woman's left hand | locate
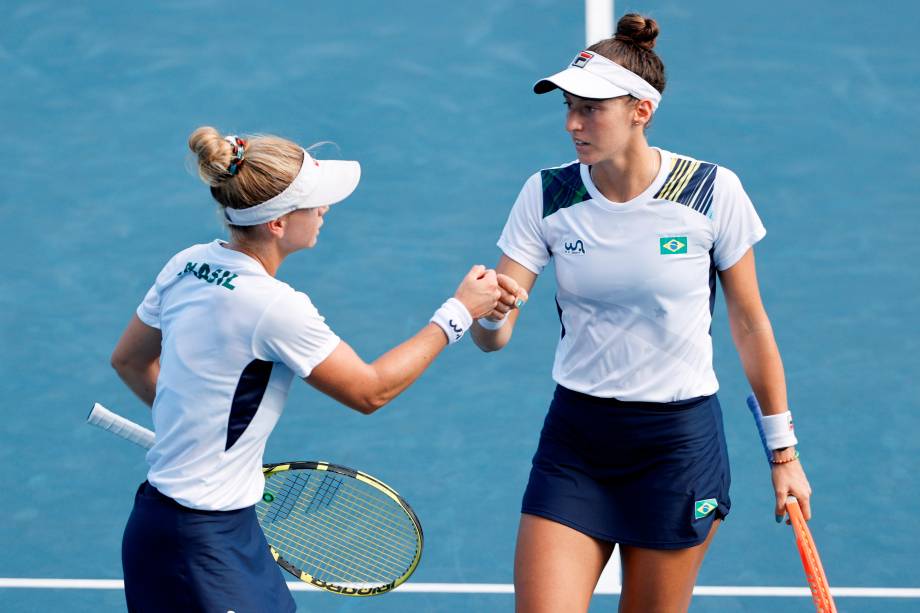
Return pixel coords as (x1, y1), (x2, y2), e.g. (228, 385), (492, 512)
(772, 457), (812, 523)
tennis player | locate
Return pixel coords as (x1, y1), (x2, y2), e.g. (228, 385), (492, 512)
(110, 127), (501, 612)
(471, 14), (813, 613)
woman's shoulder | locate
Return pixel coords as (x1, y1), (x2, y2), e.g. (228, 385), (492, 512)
(653, 149), (749, 207)
(253, 285), (330, 340)
(511, 160), (587, 219)
(658, 148), (742, 181)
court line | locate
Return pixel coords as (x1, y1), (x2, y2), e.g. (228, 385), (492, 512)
(1, 579), (918, 598)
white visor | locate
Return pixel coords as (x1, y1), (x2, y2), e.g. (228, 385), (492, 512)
(224, 149), (361, 226)
(533, 50), (661, 111)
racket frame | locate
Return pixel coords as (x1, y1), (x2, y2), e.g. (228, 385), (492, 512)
(259, 460), (424, 595)
(786, 497), (837, 612)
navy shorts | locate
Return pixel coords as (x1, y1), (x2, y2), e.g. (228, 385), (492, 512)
(522, 386), (731, 550)
(122, 481), (296, 613)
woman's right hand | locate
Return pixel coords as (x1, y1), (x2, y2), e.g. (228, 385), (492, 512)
(481, 273), (528, 321)
(454, 265), (501, 319)
(772, 454), (813, 522)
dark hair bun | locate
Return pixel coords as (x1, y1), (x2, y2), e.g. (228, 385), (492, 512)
(614, 13), (659, 51)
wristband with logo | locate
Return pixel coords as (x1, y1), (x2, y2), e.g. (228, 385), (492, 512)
(761, 410), (798, 450)
(430, 298), (473, 344)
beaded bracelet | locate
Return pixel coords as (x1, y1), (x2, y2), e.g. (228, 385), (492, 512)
(770, 450), (800, 465)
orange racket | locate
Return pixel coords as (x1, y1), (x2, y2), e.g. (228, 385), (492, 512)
(748, 394), (837, 612)
(786, 497), (837, 612)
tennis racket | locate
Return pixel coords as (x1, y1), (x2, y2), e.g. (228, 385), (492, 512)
(87, 402), (423, 596)
(747, 394), (837, 612)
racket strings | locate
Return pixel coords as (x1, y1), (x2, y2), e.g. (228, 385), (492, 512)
(257, 470), (419, 586)
(266, 494), (413, 582)
(267, 479), (417, 578)
(264, 472), (418, 554)
(261, 472), (312, 523)
(262, 473), (417, 558)
(264, 472), (414, 535)
(265, 484), (416, 584)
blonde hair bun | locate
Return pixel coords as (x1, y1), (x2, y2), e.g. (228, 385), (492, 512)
(188, 126), (235, 187)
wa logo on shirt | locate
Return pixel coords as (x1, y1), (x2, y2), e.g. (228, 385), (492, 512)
(659, 236), (688, 254)
(563, 239), (586, 255)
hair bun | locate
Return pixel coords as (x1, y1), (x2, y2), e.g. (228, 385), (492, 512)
(188, 126), (234, 187)
(614, 13), (659, 51)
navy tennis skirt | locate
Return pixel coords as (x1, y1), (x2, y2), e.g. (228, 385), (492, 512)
(122, 481), (296, 613)
(522, 386), (731, 550)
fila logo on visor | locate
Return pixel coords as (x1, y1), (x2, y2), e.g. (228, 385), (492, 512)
(572, 51), (594, 68)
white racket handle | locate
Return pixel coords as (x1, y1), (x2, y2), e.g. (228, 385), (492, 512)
(87, 403), (155, 450)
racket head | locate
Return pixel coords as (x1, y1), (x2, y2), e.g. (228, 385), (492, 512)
(786, 498), (837, 612)
(257, 461), (423, 596)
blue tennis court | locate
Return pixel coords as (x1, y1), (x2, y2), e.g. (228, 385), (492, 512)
(1, 1), (918, 611)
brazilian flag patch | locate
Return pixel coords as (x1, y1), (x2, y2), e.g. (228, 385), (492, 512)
(660, 237), (688, 254)
(694, 498), (718, 519)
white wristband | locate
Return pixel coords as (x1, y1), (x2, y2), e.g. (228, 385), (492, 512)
(761, 410), (798, 450)
(430, 297), (473, 344)
(476, 316), (507, 330)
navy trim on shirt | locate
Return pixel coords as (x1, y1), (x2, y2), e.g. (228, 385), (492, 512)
(225, 359), (274, 451)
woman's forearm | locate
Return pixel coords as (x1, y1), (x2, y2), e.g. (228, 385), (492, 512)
(729, 314), (788, 416)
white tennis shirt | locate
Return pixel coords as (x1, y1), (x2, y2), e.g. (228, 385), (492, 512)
(136, 240), (340, 510)
(498, 149), (765, 402)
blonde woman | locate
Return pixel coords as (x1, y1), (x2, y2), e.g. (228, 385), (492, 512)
(111, 127), (500, 612)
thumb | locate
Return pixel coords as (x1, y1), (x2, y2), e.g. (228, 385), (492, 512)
(468, 264), (487, 279)
(516, 288), (530, 307)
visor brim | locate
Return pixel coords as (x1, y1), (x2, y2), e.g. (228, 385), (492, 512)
(303, 160), (361, 208)
(533, 67), (631, 100)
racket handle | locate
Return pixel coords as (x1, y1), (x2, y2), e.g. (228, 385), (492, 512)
(87, 402), (155, 450)
(746, 393), (773, 465)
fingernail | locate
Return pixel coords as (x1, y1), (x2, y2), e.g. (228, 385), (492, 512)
(775, 514), (783, 523)
(515, 299), (525, 307)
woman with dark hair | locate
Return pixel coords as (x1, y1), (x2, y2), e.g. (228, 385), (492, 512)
(472, 14), (812, 612)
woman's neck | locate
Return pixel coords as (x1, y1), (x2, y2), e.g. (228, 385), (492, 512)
(224, 239), (282, 277)
(589, 143), (660, 203)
